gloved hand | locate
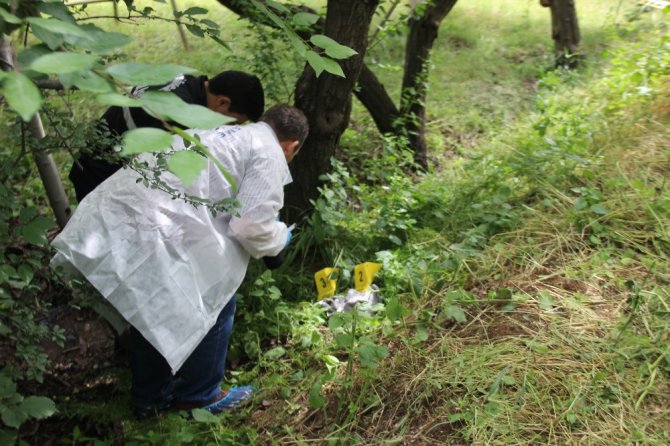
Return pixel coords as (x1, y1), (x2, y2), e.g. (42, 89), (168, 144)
(263, 222), (293, 270)
(285, 225), (293, 248)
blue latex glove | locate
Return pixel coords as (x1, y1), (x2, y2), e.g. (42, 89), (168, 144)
(285, 224), (294, 248)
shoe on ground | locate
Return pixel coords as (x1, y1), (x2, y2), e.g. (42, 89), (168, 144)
(173, 385), (257, 415)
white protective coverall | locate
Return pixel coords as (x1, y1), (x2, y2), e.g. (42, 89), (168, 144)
(52, 122), (291, 372)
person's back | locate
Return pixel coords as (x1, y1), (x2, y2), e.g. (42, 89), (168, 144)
(54, 119), (292, 370)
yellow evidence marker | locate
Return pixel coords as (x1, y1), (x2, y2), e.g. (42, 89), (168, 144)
(314, 267), (338, 300)
(354, 262), (382, 292)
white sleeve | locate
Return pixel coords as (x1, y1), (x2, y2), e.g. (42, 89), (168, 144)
(228, 153), (289, 258)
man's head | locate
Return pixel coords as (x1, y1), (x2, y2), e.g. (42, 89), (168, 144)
(260, 105), (309, 163)
(204, 71), (265, 124)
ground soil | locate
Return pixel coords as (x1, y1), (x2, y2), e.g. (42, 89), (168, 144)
(13, 305), (126, 445)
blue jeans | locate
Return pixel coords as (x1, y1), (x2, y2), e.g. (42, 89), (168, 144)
(130, 296), (236, 410)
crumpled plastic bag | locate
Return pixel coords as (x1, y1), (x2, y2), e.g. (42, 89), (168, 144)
(316, 285), (380, 317)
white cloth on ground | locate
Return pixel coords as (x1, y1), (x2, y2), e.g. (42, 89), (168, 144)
(52, 122), (291, 372)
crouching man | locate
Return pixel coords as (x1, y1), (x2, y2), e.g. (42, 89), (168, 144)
(52, 105), (309, 418)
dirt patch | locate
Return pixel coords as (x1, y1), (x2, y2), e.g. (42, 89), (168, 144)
(12, 306), (126, 445)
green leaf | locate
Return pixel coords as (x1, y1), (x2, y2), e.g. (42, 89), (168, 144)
(183, 7), (208, 15)
(310, 34), (357, 59)
(357, 340), (388, 368)
(573, 197), (588, 211)
(385, 296), (409, 322)
(334, 333), (354, 349)
(322, 355), (340, 366)
(0, 429), (17, 446)
(21, 396), (56, 419)
(37, 2), (77, 24)
(263, 346), (287, 359)
(59, 70), (113, 93)
(29, 52), (98, 74)
(27, 17), (92, 40)
(1, 407), (27, 429)
(186, 24), (205, 38)
(167, 150), (207, 186)
(525, 341), (549, 354)
(292, 12), (319, 28)
(286, 32), (308, 57)
(320, 56), (345, 77)
(66, 25), (132, 54)
(0, 375), (17, 397)
(191, 408), (220, 423)
(308, 380), (326, 409)
(95, 93), (141, 107)
(105, 63), (196, 87)
(17, 216), (54, 246)
(17, 264), (34, 284)
(305, 50), (325, 77)
(445, 304), (467, 323)
(209, 35), (232, 51)
(1, 72), (41, 122)
(140, 91), (234, 129)
(121, 128), (173, 155)
(0, 8), (22, 24)
(16, 45), (53, 70)
(388, 234), (402, 245)
(590, 203), (609, 215)
(0, 265), (18, 283)
(201, 19), (220, 29)
(537, 291), (555, 311)
(266, 0), (290, 14)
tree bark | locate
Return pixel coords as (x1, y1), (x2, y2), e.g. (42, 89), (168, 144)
(285, 0), (379, 221)
(401, 0), (458, 168)
(1, 35), (71, 229)
(541, 0), (581, 68)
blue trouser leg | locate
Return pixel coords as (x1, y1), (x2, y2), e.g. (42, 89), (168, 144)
(172, 296), (236, 404)
(130, 296), (237, 409)
(129, 328), (173, 410)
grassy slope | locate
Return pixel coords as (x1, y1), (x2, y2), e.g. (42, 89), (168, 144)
(48, 1), (668, 444)
(244, 3), (670, 445)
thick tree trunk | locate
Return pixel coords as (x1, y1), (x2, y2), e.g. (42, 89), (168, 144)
(1, 35), (71, 229)
(541, 0), (581, 68)
(401, 0), (458, 168)
(217, 0), (399, 138)
(285, 0), (379, 221)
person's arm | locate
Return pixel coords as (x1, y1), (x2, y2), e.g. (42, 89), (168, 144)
(228, 154), (289, 259)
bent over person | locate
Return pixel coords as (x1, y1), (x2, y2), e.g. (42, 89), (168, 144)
(52, 105), (309, 418)
(69, 70), (265, 201)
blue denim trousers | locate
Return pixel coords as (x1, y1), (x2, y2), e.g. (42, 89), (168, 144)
(130, 296), (237, 410)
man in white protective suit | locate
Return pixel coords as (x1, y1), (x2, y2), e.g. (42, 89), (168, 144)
(51, 104), (309, 418)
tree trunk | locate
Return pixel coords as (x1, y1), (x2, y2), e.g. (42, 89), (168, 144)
(1, 35), (71, 229)
(217, 0), (400, 138)
(356, 64), (400, 135)
(401, 0), (458, 168)
(28, 114), (73, 228)
(285, 0), (379, 221)
(541, 0), (581, 68)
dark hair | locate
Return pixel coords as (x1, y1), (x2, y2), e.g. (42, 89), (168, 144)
(207, 71), (265, 122)
(260, 105), (309, 148)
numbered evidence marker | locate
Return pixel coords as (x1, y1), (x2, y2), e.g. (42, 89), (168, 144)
(314, 267), (338, 300)
(354, 262), (382, 292)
